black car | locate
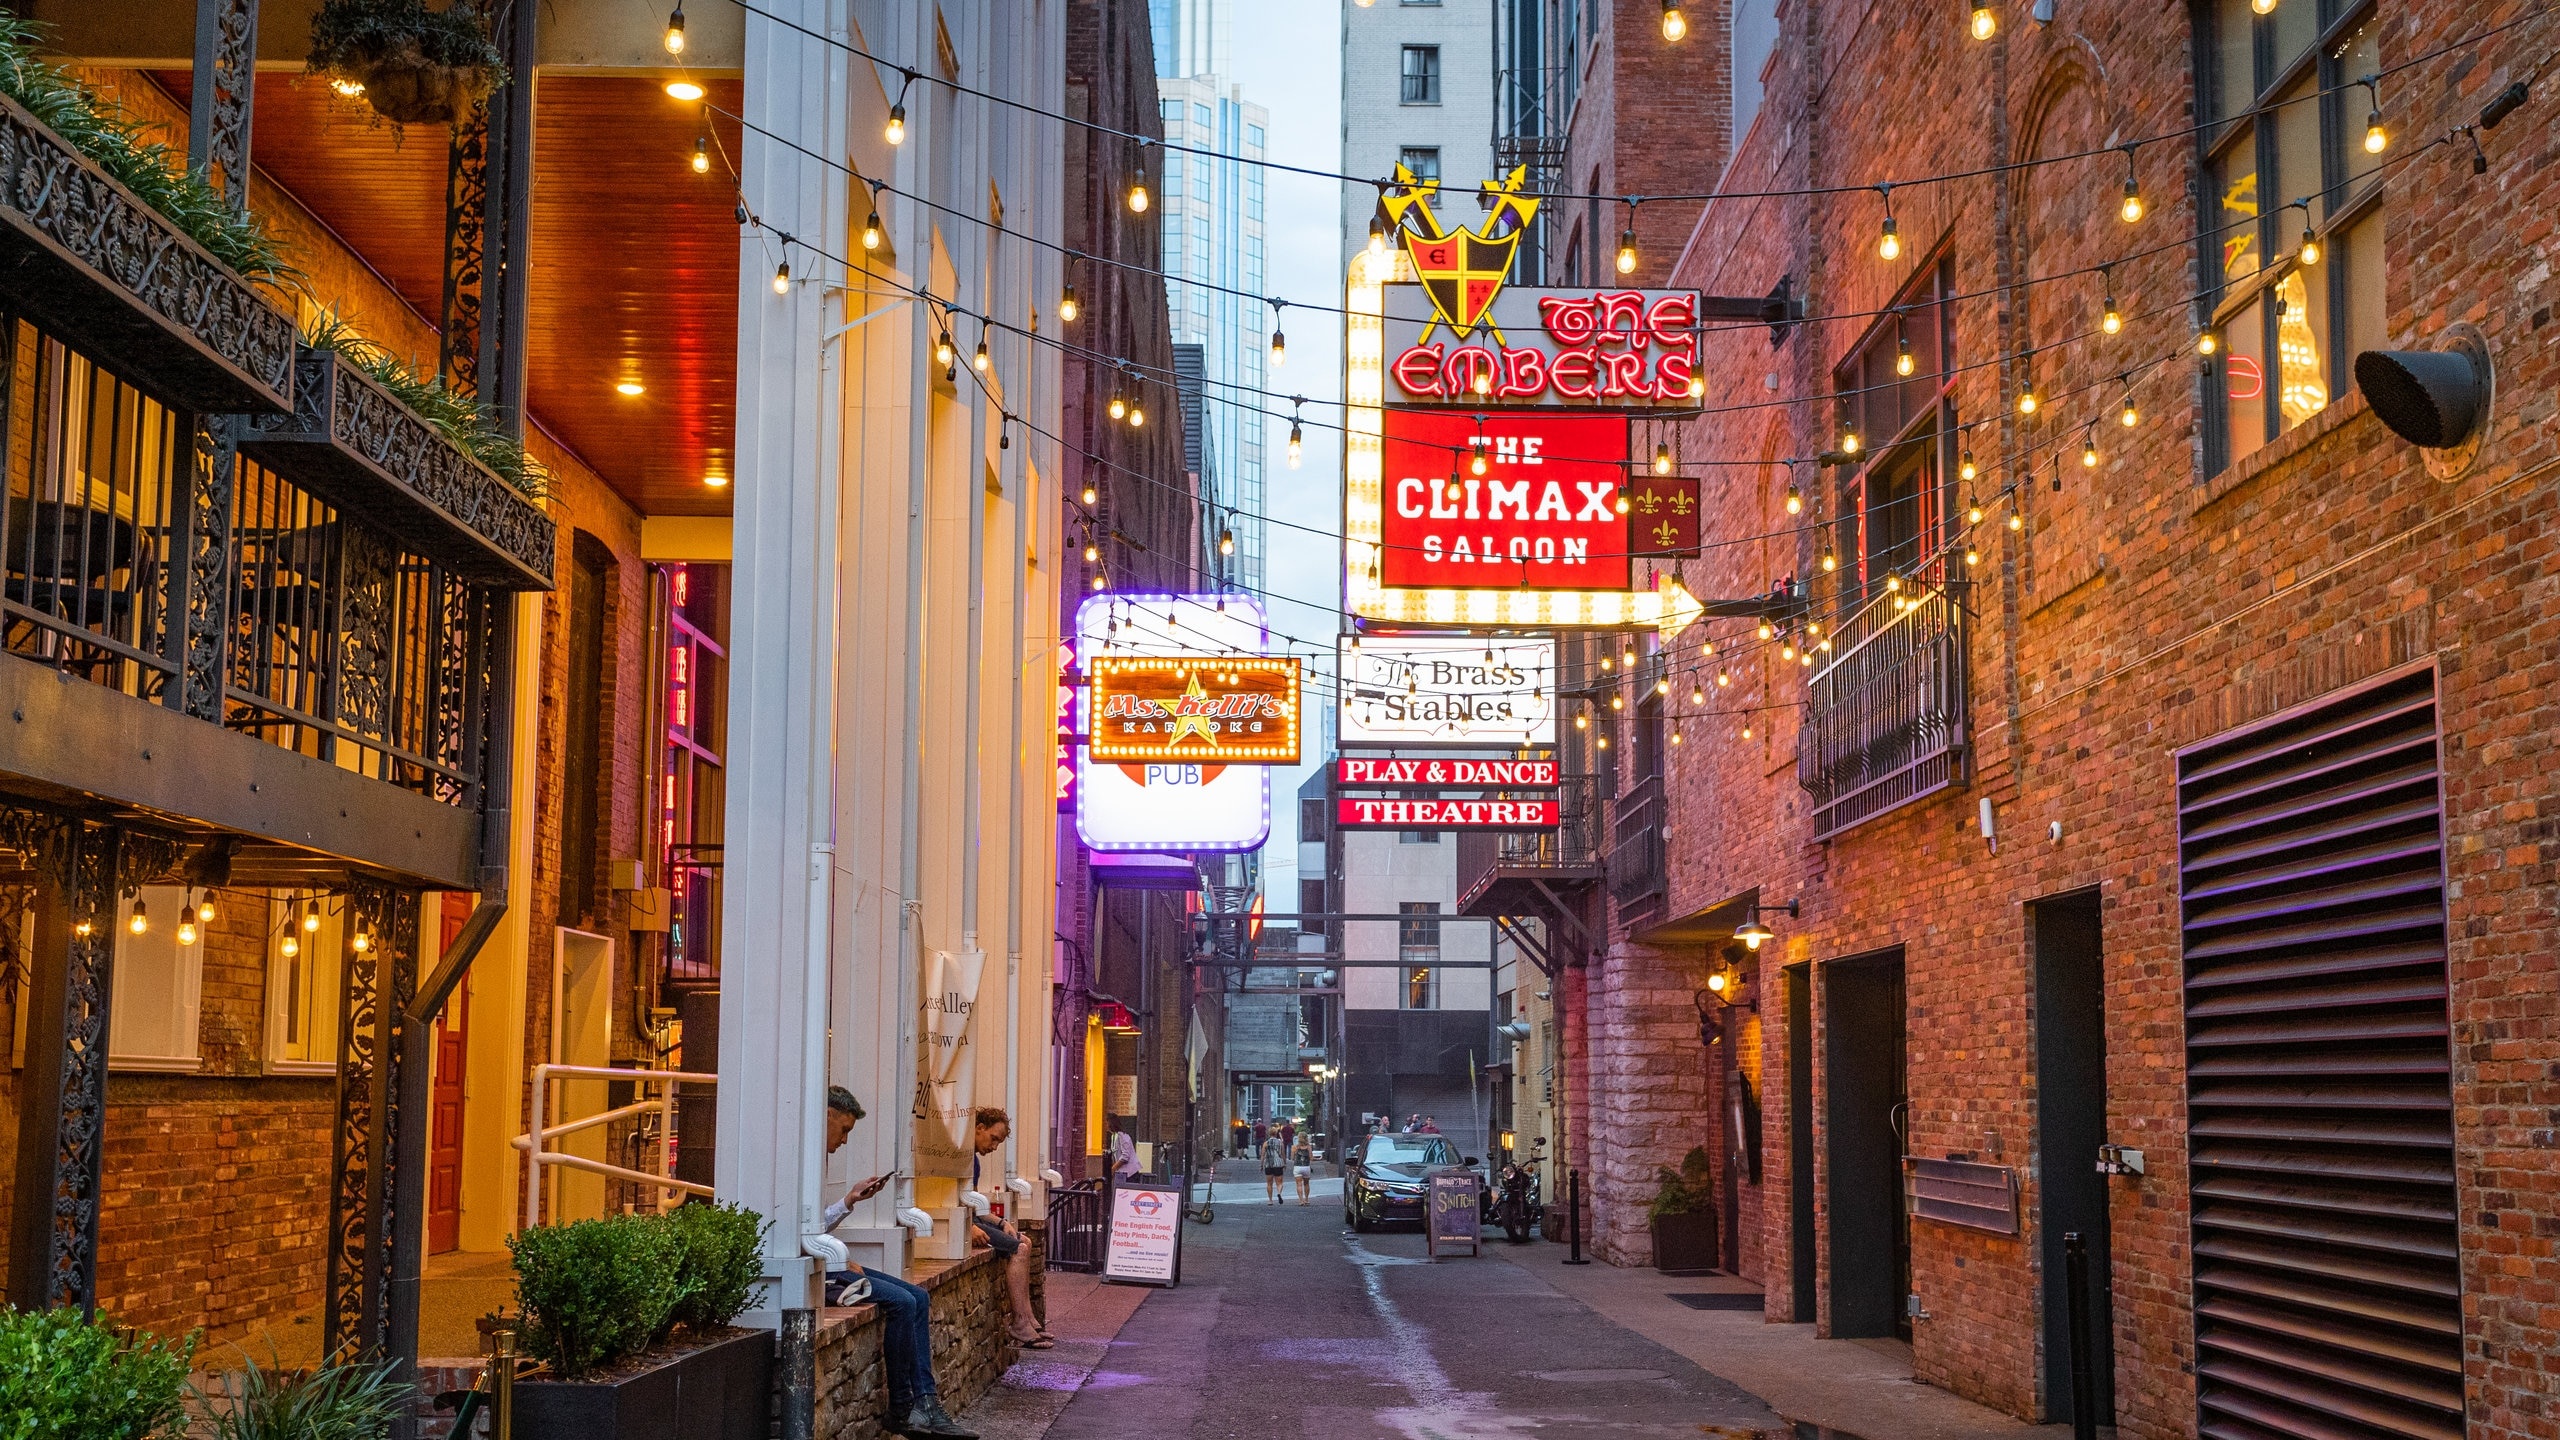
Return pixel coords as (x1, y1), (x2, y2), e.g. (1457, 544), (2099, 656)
(1344, 1133), (1482, 1231)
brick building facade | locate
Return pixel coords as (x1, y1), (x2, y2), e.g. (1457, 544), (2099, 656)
(1550, 1), (2560, 1437)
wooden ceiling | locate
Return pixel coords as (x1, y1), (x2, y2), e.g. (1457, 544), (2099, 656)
(179, 72), (743, 518)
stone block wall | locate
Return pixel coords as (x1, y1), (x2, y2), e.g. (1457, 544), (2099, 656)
(803, 1249), (1022, 1440)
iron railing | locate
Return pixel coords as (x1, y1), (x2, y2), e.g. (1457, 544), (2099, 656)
(1797, 579), (1969, 839)
(1498, 773), (1602, 868)
(1608, 773), (1665, 905)
(1045, 1179), (1110, 1272)
(662, 842), (723, 985)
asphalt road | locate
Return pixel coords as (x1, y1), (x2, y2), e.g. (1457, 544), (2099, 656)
(1033, 1169), (1792, 1440)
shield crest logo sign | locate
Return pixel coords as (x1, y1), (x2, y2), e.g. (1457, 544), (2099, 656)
(1383, 165), (1540, 344)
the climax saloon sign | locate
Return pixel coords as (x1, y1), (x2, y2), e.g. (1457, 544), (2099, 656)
(1087, 656), (1301, 765)
(1382, 285), (1700, 408)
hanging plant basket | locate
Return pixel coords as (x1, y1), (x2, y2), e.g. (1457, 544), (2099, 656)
(309, 0), (507, 128)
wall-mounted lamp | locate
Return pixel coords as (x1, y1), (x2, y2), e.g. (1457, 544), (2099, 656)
(1733, 897), (1800, 951)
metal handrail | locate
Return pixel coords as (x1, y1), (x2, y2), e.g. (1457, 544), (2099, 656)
(517, 1064), (717, 1228)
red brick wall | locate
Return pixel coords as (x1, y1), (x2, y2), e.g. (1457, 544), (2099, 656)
(1561, 1), (2560, 1434)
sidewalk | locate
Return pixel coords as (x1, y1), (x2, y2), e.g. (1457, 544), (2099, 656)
(1493, 1243), (2102, 1440)
(964, 1268), (1152, 1440)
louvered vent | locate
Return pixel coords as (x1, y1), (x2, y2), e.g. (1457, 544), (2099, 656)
(2176, 668), (2463, 1440)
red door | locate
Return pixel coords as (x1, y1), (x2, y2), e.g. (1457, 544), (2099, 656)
(427, 894), (472, 1253)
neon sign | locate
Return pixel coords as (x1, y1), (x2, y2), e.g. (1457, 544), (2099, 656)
(1336, 797), (1559, 830)
(1384, 287), (1700, 408)
(1087, 656), (1302, 764)
(1380, 409), (1631, 590)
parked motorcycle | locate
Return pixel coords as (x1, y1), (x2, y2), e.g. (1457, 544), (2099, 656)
(1493, 1159), (1543, 1244)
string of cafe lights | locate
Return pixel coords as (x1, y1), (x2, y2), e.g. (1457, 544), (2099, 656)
(697, 0), (2546, 217)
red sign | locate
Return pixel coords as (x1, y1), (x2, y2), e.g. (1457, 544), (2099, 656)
(1624, 472), (1701, 557)
(1383, 285), (1700, 409)
(1338, 757), (1559, 789)
(1337, 797), (1560, 830)
(1381, 409), (1631, 591)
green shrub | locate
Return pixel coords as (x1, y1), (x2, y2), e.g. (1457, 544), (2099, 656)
(509, 1212), (683, 1379)
(0, 15), (293, 283)
(192, 1352), (411, 1440)
(301, 310), (552, 500)
(1648, 1144), (1715, 1221)
(0, 1307), (192, 1440)
(662, 1202), (768, 1337)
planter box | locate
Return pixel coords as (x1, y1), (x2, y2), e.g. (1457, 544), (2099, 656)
(0, 94), (294, 415)
(240, 346), (556, 589)
(514, 1328), (774, 1440)
(1651, 1209), (1719, 1276)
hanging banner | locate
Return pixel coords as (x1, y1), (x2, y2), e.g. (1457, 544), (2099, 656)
(1087, 656), (1302, 764)
(1337, 634), (1557, 747)
(1624, 472), (1702, 557)
(1337, 797), (1560, 830)
(915, 947), (987, 1168)
(1338, 757), (1559, 789)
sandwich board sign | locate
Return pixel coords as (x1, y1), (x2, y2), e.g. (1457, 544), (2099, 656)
(1103, 1180), (1184, 1286)
(1425, 1167), (1481, 1259)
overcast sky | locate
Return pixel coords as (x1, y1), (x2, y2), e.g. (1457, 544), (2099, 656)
(1228, 5), (1344, 901)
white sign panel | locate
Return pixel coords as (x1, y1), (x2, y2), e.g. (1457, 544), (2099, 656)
(1103, 1183), (1183, 1286)
(1073, 594), (1272, 853)
(1337, 635), (1558, 747)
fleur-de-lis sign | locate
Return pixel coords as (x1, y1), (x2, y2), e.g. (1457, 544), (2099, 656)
(1669, 490), (1695, 516)
(1653, 520), (1679, 548)
(1632, 487), (1662, 515)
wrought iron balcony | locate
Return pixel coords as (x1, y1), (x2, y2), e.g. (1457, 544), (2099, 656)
(1608, 773), (1665, 907)
(1798, 578), (1970, 840)
(1457, 773), (1604, 915)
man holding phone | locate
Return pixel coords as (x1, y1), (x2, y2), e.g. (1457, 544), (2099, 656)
(823, 1087), (975, 1439)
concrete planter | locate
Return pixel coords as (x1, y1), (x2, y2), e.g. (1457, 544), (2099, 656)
(1650, 1209), (1720, 1276)
(513, 1328), (775, 1440)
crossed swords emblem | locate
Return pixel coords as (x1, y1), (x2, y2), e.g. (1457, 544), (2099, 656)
(1381, 164), (1541, 346)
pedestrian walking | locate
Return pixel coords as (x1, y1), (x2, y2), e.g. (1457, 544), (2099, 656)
(1259, 1129), (1288, 1204)
(1292, 1134), (1314, 1204)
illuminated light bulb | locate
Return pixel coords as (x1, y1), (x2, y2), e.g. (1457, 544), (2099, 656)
(177, 917), (198, 946)
(886, 104), (907, 145)
(664, 79), (706, 102)
(1652, 443), (1672, 476)
(2252, 0), (2275, 12)
(1575, 711), (1589, 730)
(1877, 216), (1901, 262)
(1083, 541), (1099, 563)
(935, 332), (955, 367)
(1126, 175), (1150, 213)
(1960, 451), (1978, 482)
(1058, 284), (1079, 321)
(1600, 655), (1615, 671)
(1801, 650), (1815, 667)
(1967, 497), (1985, 525)
(2298, 225), (2321, 266)
(1686, 374), (1706, 399)
(1670, 729), (1683, 746)
(1596, 734), (1609, 750)
(1219, 529), (1235, 557)
(1840, 424), (1861, 455)
(1623, 644), (1637, 665)
(1108, 391), (1127, 420)
(280, 933), (298, 958)
(1616, 227), (1640, 275)
(1092, 574), (1106, 590)
(616, 379), (645, 396)
(1820, 547), (1837, 572)
(973, 336), (991, 372)
(329, 77), (367, 98)
(1966, 545), (1981, 567)
(1472, 371), (1493, 397)
(2009, 510), (2024, 532)
(1781, 641), (1795, 660)
(1885, 572), (1901, 593)
(665, 6), (686, 53)
(304, 901), (322, 933)
(1691, 682), (1706, 704)
(2364, 106), (2388, 154)
(1270, 328), (1287, 366)
(2121, 395), (2140, 427)
(2102, 295), (2122, 334)
(198, 896), (216, 923)
(1896, 337), (1916, 376)
(1661, 2), (1689, 42)
(1128, 404), (1144, 427)
(772, 261), (790, 295)
(1473, 440), (1491, 476)
(2120, 180), (2144, 224)
(1081, 484), (1097, 505)
(129, 900), (148, 936)
(2196, 327), (2220, 356)
(1614, 492), (1630, 515)
(1716, 670), (1731, 687)
(1741, 724), (1753, 740)
(1785, 484), (1803, 516)
(1758, 619), (1774, 639)
(1368, 214), (1388, 257)
(704, 472), (729, 488)
(691, 137), (710, 174)
(862, 211), (883, 250)
(1970, 3), (1996, 39)
(2083, 434), (2100, 467)
(2017, 385), (2039, 415)
(1446, 479), (1464, 502)
(1656, 677), (1671, 696)
(1287, 422), (1303, 468)
(352, 931), (371, 954)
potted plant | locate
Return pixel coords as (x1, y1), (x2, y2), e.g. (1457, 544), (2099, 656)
(511, 1204), (775, 1440)
(0, 1307), (192, 1439)
(307, 0), (508, 128)
(1649, 1145), (1720, 1275)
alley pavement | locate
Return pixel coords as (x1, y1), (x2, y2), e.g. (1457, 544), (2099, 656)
(972, 1160), (2093, 1440)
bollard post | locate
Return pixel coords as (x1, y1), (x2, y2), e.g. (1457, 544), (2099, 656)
(487, 1321), (515, 1440)
(2064, 1231), (2096, 1440)
(779, 1307), (818, 1440)
(1563, 1168), (1590, 1265)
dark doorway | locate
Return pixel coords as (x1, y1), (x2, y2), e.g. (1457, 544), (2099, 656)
(2032, 890), (2114, 1424)
(560, 536), (612, 927)
(1824, 949), (1907, 1339)
(1785, 963), (1814, 1322)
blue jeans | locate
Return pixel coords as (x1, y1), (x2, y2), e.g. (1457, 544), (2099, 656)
(829, 1267), (936, 1411)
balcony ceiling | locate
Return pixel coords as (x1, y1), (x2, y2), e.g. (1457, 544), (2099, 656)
(155, 71), (743, 519)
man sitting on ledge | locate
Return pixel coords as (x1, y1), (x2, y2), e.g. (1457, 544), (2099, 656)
(823, 1086), (978, 1440)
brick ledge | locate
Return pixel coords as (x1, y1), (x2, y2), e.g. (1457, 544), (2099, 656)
(2192, 388), (2374, 518)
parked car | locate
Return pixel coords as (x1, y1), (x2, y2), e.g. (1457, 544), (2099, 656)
(1343, 1133), (1482, 1232)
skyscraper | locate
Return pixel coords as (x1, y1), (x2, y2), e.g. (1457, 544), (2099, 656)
(1150, 0), (1271, 592)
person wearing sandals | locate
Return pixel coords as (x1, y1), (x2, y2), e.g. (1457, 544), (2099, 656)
(971, 1108), (1053, 1351)
(1259, 1130), (1288, 1203)
(1291, 1134), (1314, 1204)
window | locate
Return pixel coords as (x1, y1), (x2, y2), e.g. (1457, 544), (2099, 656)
(1194, 103), (1213, 130)
(1160, 98), (1181, 122)
(1245, 169), (1264, 221)
(108, 885), (201, 1071)
(1834, 257), (1956, 611)
(2199, 0), (2386, 474)
(1162, 151), (1184, 200)
(1399, 146), (1442, 182)
(1299, 879), (1326, 937)
(264, 889), (347, 1071)
(1399, 902), (1440, 1009)
(1400, 45), (1441, 104)
(654, 564), (727, 984)
(1299, 795), (1327, 837)
(1398, 829), (1440, 844)
(1246, 124), (1266, 151)
(1162, 215), (1184, 273)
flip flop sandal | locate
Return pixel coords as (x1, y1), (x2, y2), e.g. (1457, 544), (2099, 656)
(1013, 1334), (1057, 1349)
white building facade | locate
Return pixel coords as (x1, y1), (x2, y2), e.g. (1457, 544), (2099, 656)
(1340, 0), (1495, 275)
